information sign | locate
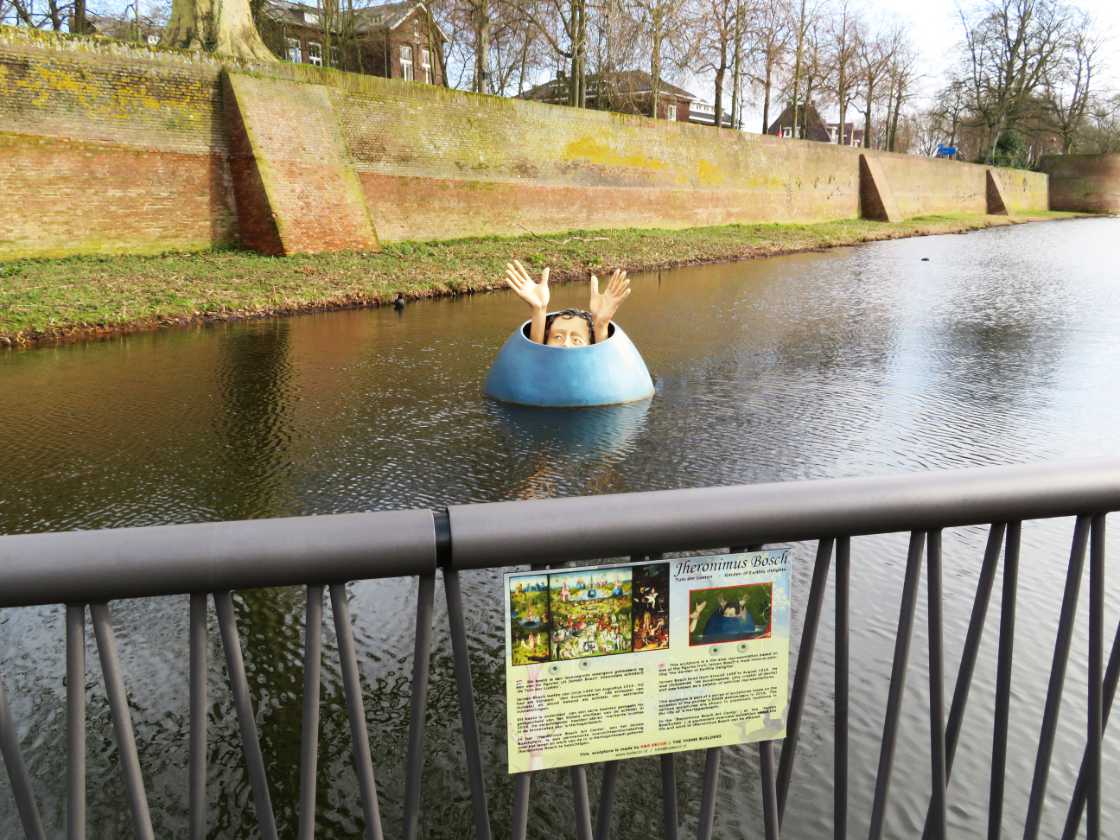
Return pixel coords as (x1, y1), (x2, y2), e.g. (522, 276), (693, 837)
(504, 549), (792, 773)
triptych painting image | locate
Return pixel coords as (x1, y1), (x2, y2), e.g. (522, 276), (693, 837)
(509, 563), (672, 665)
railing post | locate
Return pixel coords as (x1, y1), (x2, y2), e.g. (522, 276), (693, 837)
(1022, 516), (1089, 840)
(90, 603), (154, 840)
(777, 537), (834, 825)
(189, 594), (208, 840)
(66, 604), (86, 840)
(989, 521), (1021, 840)
(926, 530), (946, 840)
(443, 568), (492, 840)
(403, 573), (436, 840)
(835, 536), (850, 840)
(868, 531), (925, 840)
(0, 673), (46, 840)
(298, 585), (323, 840)
(213, 591), (278, 840)
(1086, 514), (1105, 840)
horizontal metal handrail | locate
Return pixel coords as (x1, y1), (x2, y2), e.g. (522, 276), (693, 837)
(1, 460), (1118, 606)
(448, 458), (1120, 569)
(0, 510), (437, 608)
(0, 458), (1116, 840)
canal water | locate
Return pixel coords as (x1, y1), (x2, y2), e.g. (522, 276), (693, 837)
(2, 218), (1119, 838)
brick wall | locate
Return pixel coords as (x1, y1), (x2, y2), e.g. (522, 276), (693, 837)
(875, 153), (1048, 217)
(0, 27), (236, 259)
(0, 28), (1053, 261)
(1039, 154), (1120, 213)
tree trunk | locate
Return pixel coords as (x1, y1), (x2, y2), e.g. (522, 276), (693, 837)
(713, 48), (726, 128)
(730, 0), (742, 128)
(888, 77), (902, 151)
(72, 0), (88, 34)
(165, 0), (277, 61)
(862, 78), (873, 148)
(650, 22), (662, 118)
(790, 0), (806, 139)
(761, 61), (772, 134)
(473, 0), (490, 93)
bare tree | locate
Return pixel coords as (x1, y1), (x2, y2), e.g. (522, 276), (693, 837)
(4, 0), (68, 30)
(748, 0), (789, 133)
(786, 0), (809, 137)
(792, 10), (827, 125)
(625, 0), (692, 118)
(1045, 11), (1098, 153)
(1081, 92), (1120, 153)
(855, 27), (890, 148)
(959, 0), (1071, 162)
(516, 0), (591, 105)
(882, 33), (917, 151)
(695, 0), (741, 126)
(930, 77), (969, 149)
(824, 0), (858, 143)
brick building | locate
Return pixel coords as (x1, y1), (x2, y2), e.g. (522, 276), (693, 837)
(519, 71), (695, 122)
(258, 0), (447, 85)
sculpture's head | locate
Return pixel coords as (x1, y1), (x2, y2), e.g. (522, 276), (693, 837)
(544, 308), (595, 347)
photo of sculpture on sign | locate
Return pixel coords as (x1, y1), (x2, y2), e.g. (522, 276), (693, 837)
(504, 549), (792, 773)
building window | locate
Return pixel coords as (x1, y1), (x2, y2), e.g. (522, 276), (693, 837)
(330, 46), (340, 68)
(400, 44), (414, 80)
(781, 126), (791, 138)
(308, 41), (323, 66)
(286, 37), (302, 63)
(422, 47), (432, 83)
(304, 11), (319, 24)
(666, 101), (676, 121)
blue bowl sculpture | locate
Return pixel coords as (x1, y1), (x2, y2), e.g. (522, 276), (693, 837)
(485, 320), (655, 408)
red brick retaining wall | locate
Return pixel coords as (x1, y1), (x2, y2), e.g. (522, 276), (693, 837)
(0, 27), (1056, 261)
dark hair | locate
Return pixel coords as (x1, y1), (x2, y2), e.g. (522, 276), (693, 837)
(544, 309), (596, 344)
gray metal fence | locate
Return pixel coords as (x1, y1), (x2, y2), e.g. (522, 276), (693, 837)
(0, 459), (1117, 839)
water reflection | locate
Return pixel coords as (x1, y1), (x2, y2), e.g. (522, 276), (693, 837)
(212, 322), (296, 519)
(490, 401), (650, 499)
(1, 218), (1119, 838)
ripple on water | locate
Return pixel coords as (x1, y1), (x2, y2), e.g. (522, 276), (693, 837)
(2, 219), (1120, 838)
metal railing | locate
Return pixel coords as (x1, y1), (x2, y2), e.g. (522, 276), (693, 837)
(0, 459), (1116, 839)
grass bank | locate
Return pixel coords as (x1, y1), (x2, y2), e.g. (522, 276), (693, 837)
(0, 212), (1081, 347)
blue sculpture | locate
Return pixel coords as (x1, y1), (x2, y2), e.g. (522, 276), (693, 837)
(485, 320), (655, 407)
(700, 611), (764, 642)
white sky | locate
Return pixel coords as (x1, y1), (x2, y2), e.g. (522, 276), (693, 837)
(725, 0), (1120, 131)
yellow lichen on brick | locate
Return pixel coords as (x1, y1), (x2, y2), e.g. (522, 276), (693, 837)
(563, 135), (668, 173)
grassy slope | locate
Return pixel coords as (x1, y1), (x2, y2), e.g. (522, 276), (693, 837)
(0, 212), (1079, 347)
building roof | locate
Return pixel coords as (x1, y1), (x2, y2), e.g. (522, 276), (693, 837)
(767, 102), (831, 142)
(520, 70), (696, 104)
(262, 0), (446, 40)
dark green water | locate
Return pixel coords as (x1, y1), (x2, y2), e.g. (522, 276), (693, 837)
(1, 218), (1118, 838)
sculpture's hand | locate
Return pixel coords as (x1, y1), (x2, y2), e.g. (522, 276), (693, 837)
(505, 260), (550, 311)
(505, 260), (550, 343)
(589, 269), (630, 342)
